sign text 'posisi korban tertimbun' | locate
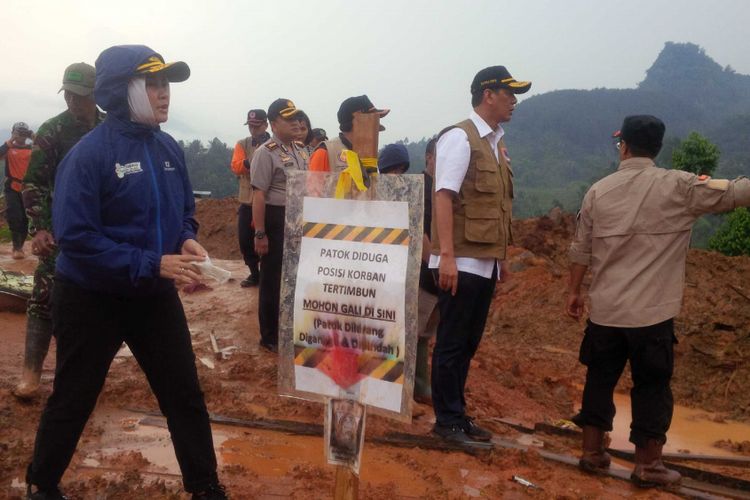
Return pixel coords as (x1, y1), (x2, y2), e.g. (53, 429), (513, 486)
(294, 197), (407, 412)
(278, 171), (423, 420)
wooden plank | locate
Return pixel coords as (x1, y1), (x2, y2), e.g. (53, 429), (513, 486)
(334, 466), (358, 500)
(612, 448), (750, 467)
(497, 418), (750, 468)
(607, 448), (750, 492)
(375, 432), (494, 454)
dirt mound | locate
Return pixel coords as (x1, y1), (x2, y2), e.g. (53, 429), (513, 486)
(194, 197), (241, 260)
(502, 212), (750, 421)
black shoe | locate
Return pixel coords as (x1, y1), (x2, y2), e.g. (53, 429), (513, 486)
(462, 416), (492, 442)
(240, 274), (259, 287)
(27, 485), (68, 500)
(192, 483), (228, 499)
(432, 423), (481, 445)
(259, 341), (278, 354)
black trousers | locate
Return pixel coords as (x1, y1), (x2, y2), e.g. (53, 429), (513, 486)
(237, 203), (259, 275)
(258, 205), (285, 347)
(572, 319), (677, 448)
(5, 188), (28, 250)
(431, 269), (496, 426)
(27, 279), (218, 493)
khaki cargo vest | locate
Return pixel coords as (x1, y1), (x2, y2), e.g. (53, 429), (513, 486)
(237, 137), (258, 205)
(324, 137), (348, 173)
(431, 119), (513, 260)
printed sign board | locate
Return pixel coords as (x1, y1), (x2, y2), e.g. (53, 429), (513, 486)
(279, 171), (423, 421)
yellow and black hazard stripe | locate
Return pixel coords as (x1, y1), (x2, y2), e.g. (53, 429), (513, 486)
(302, 222), (409, 246)
(294, 345), (404, 383)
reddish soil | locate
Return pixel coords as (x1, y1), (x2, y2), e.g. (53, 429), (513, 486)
(1, 199), (749, 499)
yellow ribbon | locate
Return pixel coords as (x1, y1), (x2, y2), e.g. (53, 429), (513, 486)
(335, 150), (369, 199)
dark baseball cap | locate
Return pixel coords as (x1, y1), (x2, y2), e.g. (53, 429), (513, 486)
(244, 109), (267, 126)
(59, 62), (96, 96)
(135, 54), (190, 83)
(617, 115), (665, 154)
(378, 144), (410, 173)
(312, 128), (328, 141)
(267, 98), (300, 121)
(337, 95), (389, 132)
(471, 66), (531, 95)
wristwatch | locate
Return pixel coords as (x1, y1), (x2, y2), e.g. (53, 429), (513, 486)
(255, 230), (266, 239)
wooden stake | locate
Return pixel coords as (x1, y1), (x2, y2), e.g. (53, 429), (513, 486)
(350, 112), (381, 159)
(334, 466), (359, 500)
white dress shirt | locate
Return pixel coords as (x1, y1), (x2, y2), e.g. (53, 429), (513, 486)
(429, 111), (504, 279)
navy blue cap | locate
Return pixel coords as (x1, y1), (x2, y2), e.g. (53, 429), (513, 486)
(378, 144), (410, 173)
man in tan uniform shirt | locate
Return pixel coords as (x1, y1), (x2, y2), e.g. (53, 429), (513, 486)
(251, 99), (309, 352)
(567, 115), (750, 488)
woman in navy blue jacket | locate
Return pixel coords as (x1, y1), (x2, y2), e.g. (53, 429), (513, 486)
(26, 45), (227, 500)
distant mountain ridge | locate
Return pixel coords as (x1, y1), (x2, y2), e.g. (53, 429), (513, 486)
(507, 42), (750, 216)
(3, 42), (747, 227)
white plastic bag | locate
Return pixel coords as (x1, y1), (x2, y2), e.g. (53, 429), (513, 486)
(194, 256), (231, 284)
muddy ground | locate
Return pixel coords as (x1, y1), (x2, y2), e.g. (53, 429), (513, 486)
(1, 199), (749, 499)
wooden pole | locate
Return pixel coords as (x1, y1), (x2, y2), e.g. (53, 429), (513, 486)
(350, 112), (381, 159)
(330, 112), (380, 499)
(334, 466), (359, 500)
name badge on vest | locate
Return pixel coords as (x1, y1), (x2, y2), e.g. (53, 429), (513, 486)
(280, 153), (294, 168)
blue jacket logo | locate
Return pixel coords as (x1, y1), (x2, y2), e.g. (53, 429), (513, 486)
(115, 162), (143, 179)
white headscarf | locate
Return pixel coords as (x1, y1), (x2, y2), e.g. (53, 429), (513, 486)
(128, 76), (157, 126)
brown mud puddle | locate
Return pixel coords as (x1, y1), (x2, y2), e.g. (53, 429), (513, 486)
(609, 392), (750, 457)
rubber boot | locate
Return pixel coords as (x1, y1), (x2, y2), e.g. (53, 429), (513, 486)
(12, 232), (26, 259)
(13, 316), (53, 400)
(413, 337), (432, 405)
(631, 439), (681, 488)
(579, 426), (611, 473)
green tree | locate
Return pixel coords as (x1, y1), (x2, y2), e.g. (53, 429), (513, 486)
(708, 208), (750, 256)
(671, 132), (720, 176)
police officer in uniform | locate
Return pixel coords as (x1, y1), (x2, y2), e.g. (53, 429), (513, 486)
(251, 99), (309, 352)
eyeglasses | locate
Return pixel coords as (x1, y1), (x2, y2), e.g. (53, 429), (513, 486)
(615, 139), (624, 150)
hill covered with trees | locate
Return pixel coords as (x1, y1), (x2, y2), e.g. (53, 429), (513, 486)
(179, 42), (749, 246)
(508, 41), (750, 217)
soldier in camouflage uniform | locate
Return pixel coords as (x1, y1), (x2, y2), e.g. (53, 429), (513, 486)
(13, 62), (105, 400)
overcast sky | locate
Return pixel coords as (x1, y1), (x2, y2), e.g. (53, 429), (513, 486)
(2, 0), (749, 146)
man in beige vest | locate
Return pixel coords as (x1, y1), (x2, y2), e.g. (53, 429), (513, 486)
(430, 66), (531, 444)
(230, 109), (270, 287)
